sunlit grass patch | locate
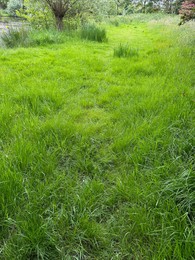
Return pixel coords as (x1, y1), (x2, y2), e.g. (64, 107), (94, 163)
(114, 43), (139, 58)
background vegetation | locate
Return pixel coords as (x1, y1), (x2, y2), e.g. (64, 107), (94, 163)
(1, 0), (194, 21)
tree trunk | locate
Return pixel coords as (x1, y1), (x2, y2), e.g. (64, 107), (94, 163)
(55, 16), (64, 31)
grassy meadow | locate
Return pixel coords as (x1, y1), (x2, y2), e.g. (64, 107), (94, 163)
(0, 14), (195, 259)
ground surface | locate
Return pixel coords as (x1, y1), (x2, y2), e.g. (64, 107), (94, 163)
(0, 15), (194, 259)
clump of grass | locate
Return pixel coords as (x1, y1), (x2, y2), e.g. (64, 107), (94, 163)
(1, 27), (30, 48)
(110, 18), (120, 27)
(114, 43), (139, 58)
(161, 170), (195, 220)
(29, 30), (64, 46)
(0, 28), (65, 48)
(81, 24), (107, 42)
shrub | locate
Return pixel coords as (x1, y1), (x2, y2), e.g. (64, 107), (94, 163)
(1, 27), (30, 48)
(114, 43), (139, 58)
(63, 16), (81, 31)
(81, 24), (107, 42)
(16, 1), (53, 30)
(7, 0), (22, 16)
(179, 0), (195, 25)
(0, 9), (9, 17)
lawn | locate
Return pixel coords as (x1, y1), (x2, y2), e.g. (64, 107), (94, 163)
(0, 14), (194, 259)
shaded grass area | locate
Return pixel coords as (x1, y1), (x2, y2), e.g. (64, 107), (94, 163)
(81, 24), (107, 42)
(0, 28), (70, 48)
(0, 23), (107, 48)
(0, 16), (195, 259)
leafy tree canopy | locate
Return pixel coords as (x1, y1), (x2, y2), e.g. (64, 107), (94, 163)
(179, 0), (195, 24)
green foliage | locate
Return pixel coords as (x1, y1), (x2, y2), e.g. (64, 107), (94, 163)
(29, 30), (64, 46)
(6, 0), (22, 16)
(179, 0), (195, 25)
(107, 16), (132, 26)
(110, 18), (120, 27)
(114, 43), (139, 58)
(81, 24), (107, 42)
(0, 0), (9, 9)
(1, 27), (65, 48)
(16, 0), (53, 29)
(1, 27), (29, 48)
(0, 8), (9, 16)
(63, 16), (82, 31)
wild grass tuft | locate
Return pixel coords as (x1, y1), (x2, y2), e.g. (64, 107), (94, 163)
(114, 43), (139, 58)
(81, 24), (107, 42)
(161, 170), (195, 220)
(109, 18), (120, 27)
(29, 30), (64, 46)
(1, 27), (30, 48)
(0, 28), (66, 48)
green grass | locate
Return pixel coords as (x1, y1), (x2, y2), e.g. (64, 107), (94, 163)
(114, 43), (139, 58)
(1, 27), (29, 48)
(0, 9), (9, 17)
(0, 28), (68, 48)
(0, 15), (195, 259)
(81, 23), (107, 42)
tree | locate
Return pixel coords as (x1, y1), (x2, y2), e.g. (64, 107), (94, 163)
(17, 0), (53, 29)
(18, 0), (115, 30)
(38, 0), (117, 30)
(41, 0), (94, 31)
(172, 0), (184, 14)
(89, 0), (117, 16)
(179, 0), (195, 24)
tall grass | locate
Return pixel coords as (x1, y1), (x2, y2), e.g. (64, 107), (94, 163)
(114, 43), (139, 58)
(1, 27), (29, 48)
(0, 15), (194, 259)
(81, 24), (107, 42)
(1, 28), (66, 48)
(161, 170), (195, 220)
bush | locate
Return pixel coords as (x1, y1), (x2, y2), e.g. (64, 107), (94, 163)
(1, 27), (30, 48)
(63, 16), (81, 31)
(7, 0), (22, 16)
(114, 43), (139, 58)
(16, 1), (54, 30)
(179, 0), (195, 25)
(0, 9), (9, 17)
(81, 24), (107, 42)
